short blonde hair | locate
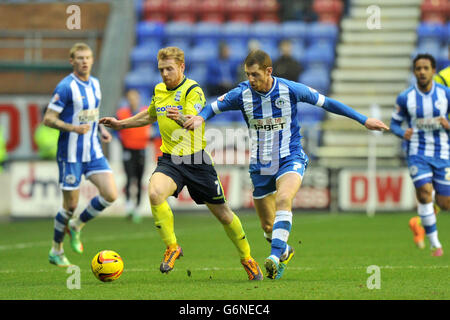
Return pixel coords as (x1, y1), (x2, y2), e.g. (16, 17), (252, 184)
(157, 46), (185, 65)
(69, 43), (93, 59)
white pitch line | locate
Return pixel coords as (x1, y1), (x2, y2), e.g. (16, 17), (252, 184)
(0, 265), (448, 274)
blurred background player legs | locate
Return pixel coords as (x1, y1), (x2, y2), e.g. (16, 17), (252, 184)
(116, 89), (150, 223)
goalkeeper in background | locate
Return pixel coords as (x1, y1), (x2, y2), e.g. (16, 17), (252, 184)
(100, 47), (263, 281)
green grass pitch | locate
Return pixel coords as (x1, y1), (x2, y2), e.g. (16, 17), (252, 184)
(0, 212), (449, 300)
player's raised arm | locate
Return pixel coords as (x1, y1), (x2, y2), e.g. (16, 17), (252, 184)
(99, 109), (155, 130)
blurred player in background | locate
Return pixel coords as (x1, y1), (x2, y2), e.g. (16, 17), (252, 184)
(43, 43), (118, 267)
(168, 49), (389, 279)
(100, 47), (263, 280)
(116, 89), (150, 223)
(391, 54), (450, 256)
(34, 107), (59, 160)
(0, 125), (6, 173)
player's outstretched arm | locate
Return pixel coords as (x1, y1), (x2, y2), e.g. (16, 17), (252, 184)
(99, 110), (154, 130)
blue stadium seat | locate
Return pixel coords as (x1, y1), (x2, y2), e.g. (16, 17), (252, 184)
(124, 68), (160, 93)
(130, 43), (160, 70)
(412, 41), (441, 59)
(164, 39), (191, 53)
(249, 22), (281, 45)
(260, 41), (280, 60)
(437, 45), (450, 70)
(306, 22), (339, 46)
(290, 41), (305, 63)
(299, 68), (330, 95)
(192, 22), (222, 46)
(188, 42), (219, 67)
(135, 21), (164, 46)
(164, 22), (194, 44)
(227, 41), (249, 65)
(297, 102), (325, 124)
(302, 42), (335, 70)
(186, 65), (208, 87)
(280, 21), (307, 44)
(447, 22), (450, 44)
(417, 22), (446, 46)
(221, 22), (250, 47)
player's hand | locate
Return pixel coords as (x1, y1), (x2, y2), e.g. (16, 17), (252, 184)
(439, 117), (450, 130)
(403, 128), (413, 141)
(183, 115), (204, 130)
(166, 107), (180, 120)
(73, 123), (90, 134)
(99, 117), (122, 130)
(364, 118), (389, 131)
(100, 128), (112, 143)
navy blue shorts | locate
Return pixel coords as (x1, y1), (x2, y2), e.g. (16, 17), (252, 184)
(153, 151), (226, 205)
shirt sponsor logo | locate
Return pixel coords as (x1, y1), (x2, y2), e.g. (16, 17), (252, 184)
(415, 117), (442, 131)
(156, 105), (183, 114)
(250, 116), (287, 131)
(78, 108), (99, 123)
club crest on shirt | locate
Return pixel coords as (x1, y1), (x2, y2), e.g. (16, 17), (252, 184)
(275, 97), (287, 109)
(435, 99), (445, 111)
(174, 90), (182, 102)
(218, 94), (226, 102)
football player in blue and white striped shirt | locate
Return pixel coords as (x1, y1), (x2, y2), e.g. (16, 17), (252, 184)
(391, 54), (450, 257)
(168, 50), (388, 279)
(43, 43), (118, 266)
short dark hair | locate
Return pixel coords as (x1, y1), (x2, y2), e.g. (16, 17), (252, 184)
(244, 49), (272, 70)
(413, 53), (436, 69)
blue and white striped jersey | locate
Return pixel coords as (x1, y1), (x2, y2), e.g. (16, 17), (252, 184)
(391, 82), (450, 159)
(205, 77), (325, 171)
(48, 73), (104, 163)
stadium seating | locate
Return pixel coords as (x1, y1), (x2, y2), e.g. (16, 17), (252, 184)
(168, 0), (197, 23)
(255, 0), (280, 22)
(420, 0), (449, 24)
(225, 0), (256, 23)
(417, 22), (447, 46)
(312, 0), (344, 25)
(125, 0), (336, 129)
(142, 0), (169, 23)
(197, 0), (226, 23)
(306, 22), (339, 46)
(135, 21), (164, 46)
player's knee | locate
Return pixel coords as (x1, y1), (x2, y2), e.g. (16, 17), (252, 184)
(148, 187), (165, 206)
(102, 191), (117, 204)
(261, 223), (273, 234)
(436, 197), (450, 211)
(275, 193), (292, 210)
